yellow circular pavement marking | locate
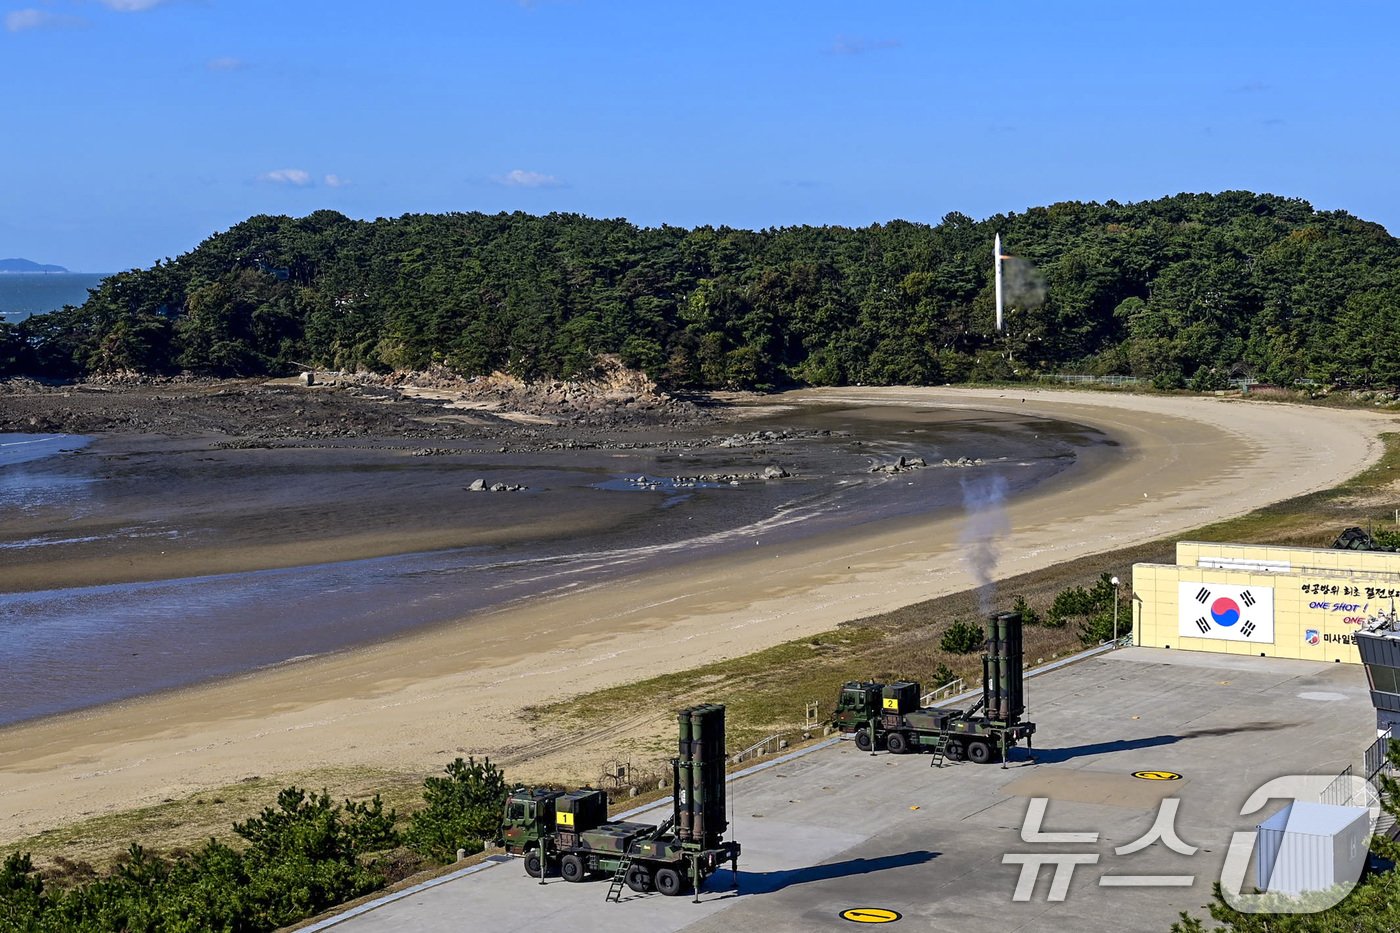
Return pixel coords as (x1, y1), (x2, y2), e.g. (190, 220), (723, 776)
(841, 907), (902, 923)
(1132, 770), (1183, 781)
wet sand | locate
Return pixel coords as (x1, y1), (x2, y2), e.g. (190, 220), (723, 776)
(1, 402), (1088, 724)
(0, 387), (1393, 842)
(1, 407), (1075, 594)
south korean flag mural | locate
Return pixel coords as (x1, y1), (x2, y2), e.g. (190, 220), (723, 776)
(1178, 582), (1275, 643)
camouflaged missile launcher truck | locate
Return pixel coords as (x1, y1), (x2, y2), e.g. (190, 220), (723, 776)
(831, 611), (1036, 765)
(498, 704), (741, 901)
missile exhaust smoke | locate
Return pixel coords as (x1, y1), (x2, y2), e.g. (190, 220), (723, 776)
(959, 472), (1010, 614)
(992, 233), (1047, 332)
(1002, 256), (1047, 311)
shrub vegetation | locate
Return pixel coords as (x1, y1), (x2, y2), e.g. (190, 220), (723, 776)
(405, 758), (510, 865)
(940, 620), (985, 654)
(0, 763), (509, 933)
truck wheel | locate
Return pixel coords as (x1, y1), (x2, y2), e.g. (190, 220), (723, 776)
(944, 741), (965, 761)
(967, 741), (992, 764)
(524, 850), (545, 878)
(654, 866), (687, 897)
(625, 863), (653, 893)
(560, 854), (586, 883)
(854, 730), (873, 752)
(886, 732), (909, 754)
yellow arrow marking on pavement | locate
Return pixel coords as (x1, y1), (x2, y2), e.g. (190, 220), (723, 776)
(1132, 770), (1183, 781)
(841, 907), (902, 923)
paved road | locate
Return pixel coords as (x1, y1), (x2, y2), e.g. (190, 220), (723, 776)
(327, 648), (1374, 932)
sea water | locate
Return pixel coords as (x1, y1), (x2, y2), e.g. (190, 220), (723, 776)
(0, 273), (109, 323)
(0, 433), (91, 468)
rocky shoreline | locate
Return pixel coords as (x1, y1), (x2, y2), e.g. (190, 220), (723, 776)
(0, 359), (720, 442)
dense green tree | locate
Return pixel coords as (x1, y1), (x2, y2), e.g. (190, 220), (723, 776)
(11, 192), (1400, 390)
(940, 620), (984, 654)
(0, 852), (46, 928)
(0, 323), (25, 377)
(405, 757), (510, 865)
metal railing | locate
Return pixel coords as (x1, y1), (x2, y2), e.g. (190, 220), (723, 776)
(1367, 728), (1396, 782)
(1321, 766), (1357, 806)
(729, 733), (783, 765)
(1036, 374), (1146, 386)
(921, 678), (965, 707)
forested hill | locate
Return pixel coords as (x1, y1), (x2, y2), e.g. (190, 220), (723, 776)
(4, 191), (1399, 390)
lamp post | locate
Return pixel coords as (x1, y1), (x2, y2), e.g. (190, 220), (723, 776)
(1110, 576), (1121, 645)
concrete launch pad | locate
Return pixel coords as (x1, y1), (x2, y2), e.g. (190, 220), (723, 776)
(325, 647), (1374, 933)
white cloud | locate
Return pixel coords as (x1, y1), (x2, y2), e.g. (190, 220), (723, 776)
(827, 35), (901, 55)
(259, 168), (313, 186)
(5, 8), (86, 32)
(207, 56), (248, 72)
(323, 174), (349, 188)
(497, 169), (563, 188)
(98, 0), (169, 11)
(5, 9), (47, 31)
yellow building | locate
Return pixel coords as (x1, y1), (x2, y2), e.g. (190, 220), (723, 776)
(1133, 542), (1400, 664)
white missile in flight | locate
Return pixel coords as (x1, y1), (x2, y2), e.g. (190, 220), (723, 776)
(994, 233), (1005, 331)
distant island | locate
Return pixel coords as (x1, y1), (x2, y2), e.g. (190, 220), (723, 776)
(0, 258), (69, 273)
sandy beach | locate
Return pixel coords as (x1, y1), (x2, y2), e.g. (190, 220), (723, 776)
(0, 386), (1394, 843)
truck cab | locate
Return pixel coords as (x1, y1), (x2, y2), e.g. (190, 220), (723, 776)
(499, 787), (563, 875)
(831, 680), (884, 731)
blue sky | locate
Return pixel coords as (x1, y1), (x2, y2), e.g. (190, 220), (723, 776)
(2, 1), (1396, 272)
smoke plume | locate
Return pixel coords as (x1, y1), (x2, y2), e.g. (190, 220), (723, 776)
(959, 473), (1010, 613)
(1002, 256), (1046, 311)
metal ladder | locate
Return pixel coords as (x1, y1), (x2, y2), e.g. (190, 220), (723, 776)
(929, 734), (950, 768)
(605, 852), (634, 903)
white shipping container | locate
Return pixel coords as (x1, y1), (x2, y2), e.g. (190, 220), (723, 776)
(1255, 801), (1371, 896)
